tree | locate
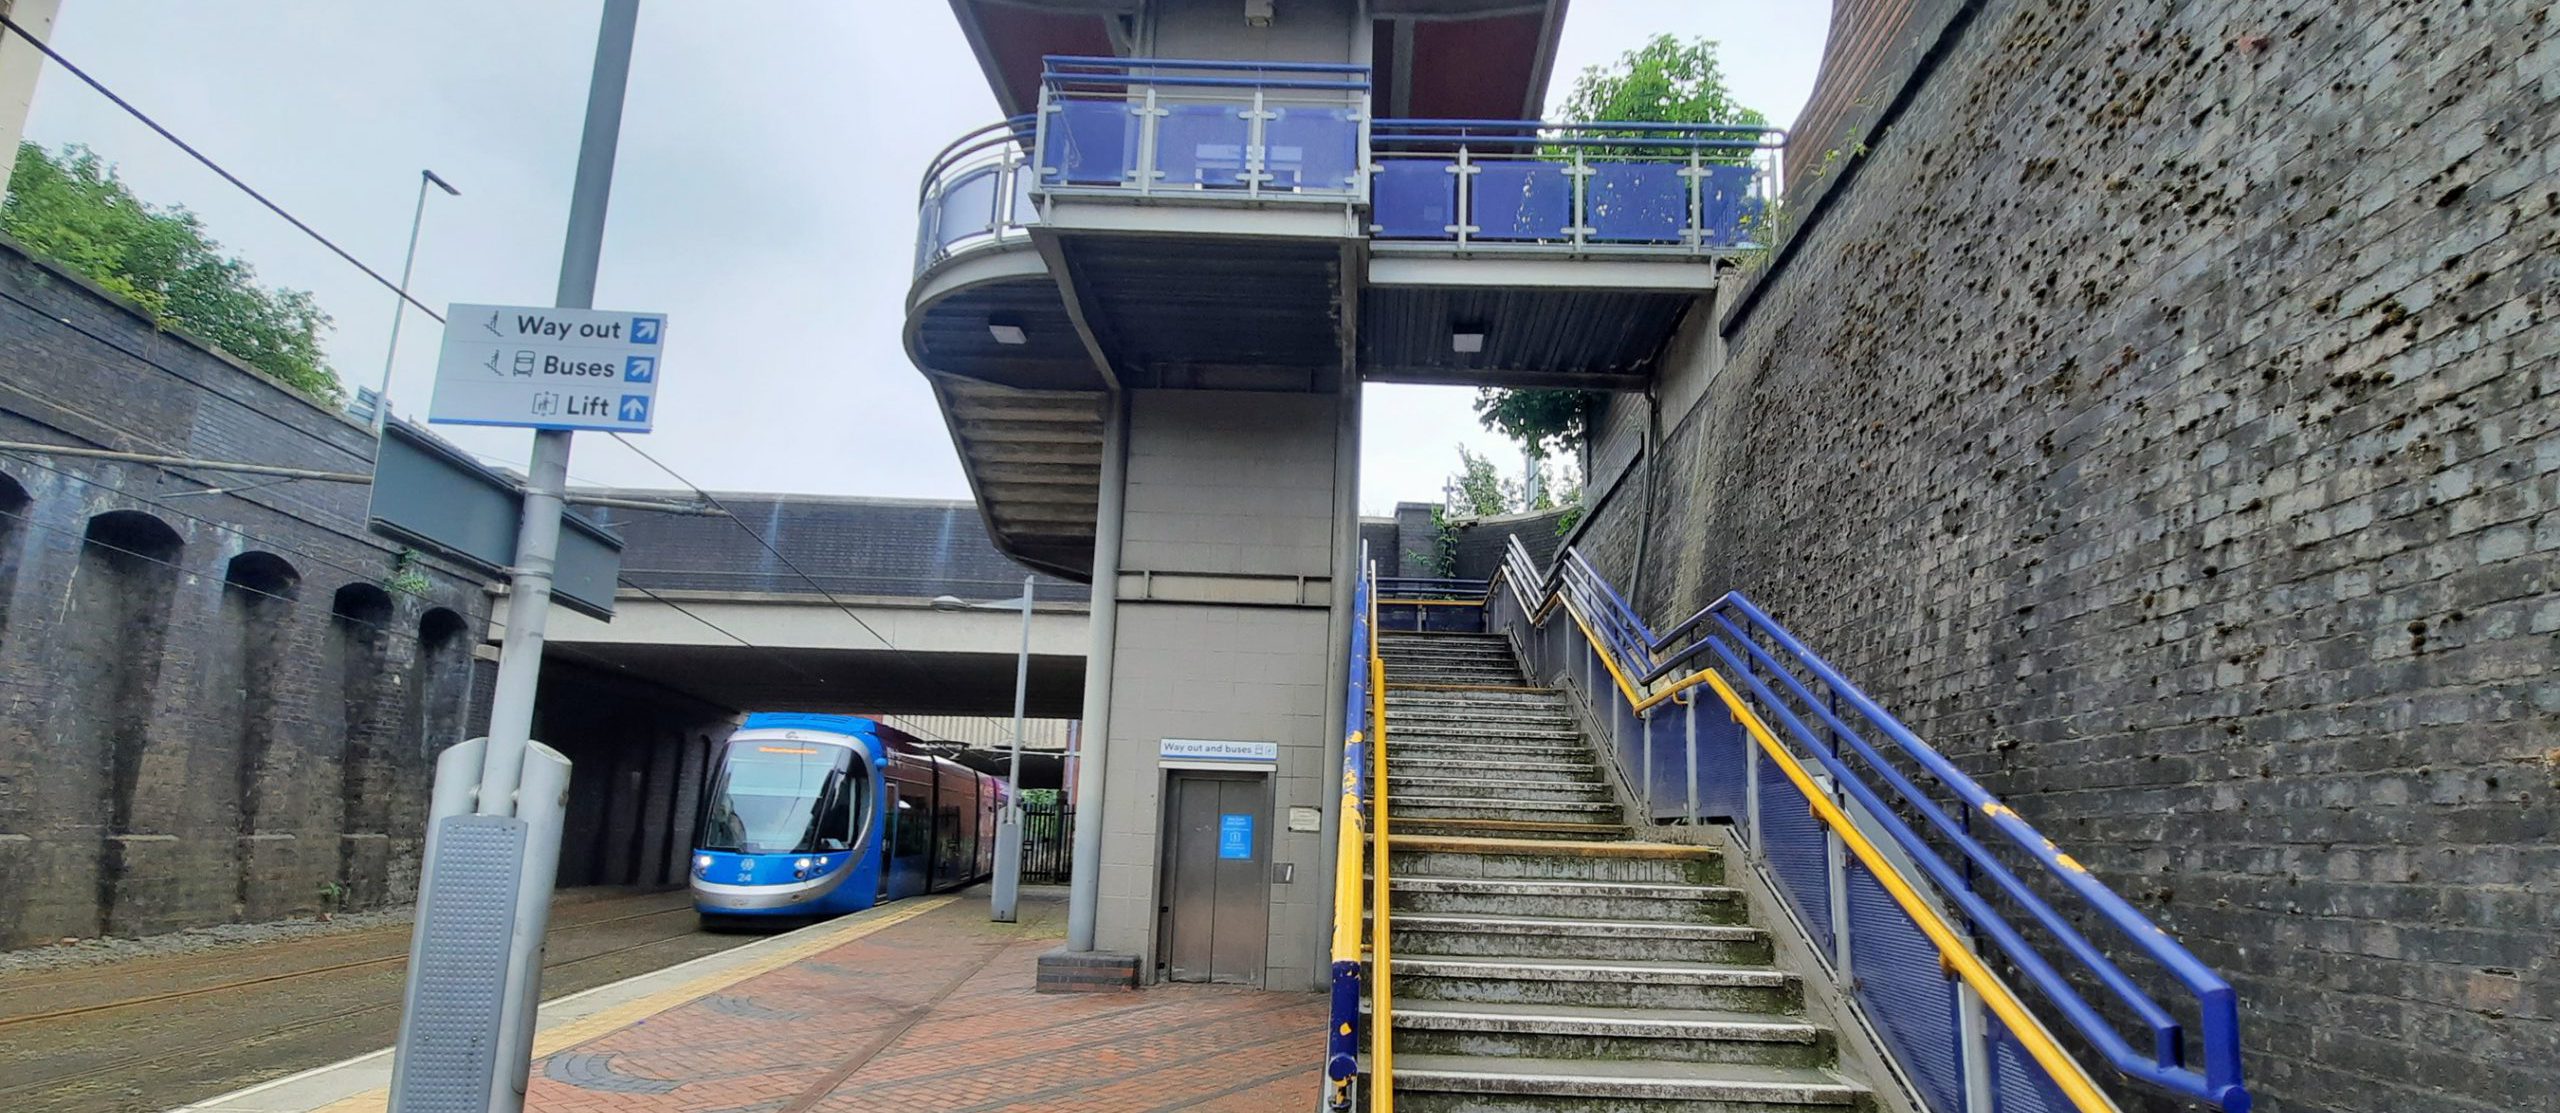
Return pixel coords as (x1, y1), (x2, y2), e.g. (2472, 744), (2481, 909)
(1476, 34), (1765, 461)
(1448, 445), (1515, 517)
(2, 143), (342, 403)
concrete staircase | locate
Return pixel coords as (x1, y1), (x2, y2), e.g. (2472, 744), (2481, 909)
(1365, 631), (1872, 1112)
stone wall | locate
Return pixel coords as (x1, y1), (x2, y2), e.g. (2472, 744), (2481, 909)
(1577, 4), (2559, 1112)
(0, 242), (492, 945)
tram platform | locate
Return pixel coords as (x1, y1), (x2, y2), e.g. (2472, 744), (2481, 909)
(183, 887), (1323, 1113)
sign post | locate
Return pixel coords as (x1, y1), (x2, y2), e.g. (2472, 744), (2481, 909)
(389, 4), (650, 1111)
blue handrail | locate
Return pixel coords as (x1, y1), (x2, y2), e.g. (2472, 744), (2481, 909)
(1501, 534), (2249, 1111)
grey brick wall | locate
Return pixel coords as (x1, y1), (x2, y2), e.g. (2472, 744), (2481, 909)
(0, 242), (497, 945)
(1575, 4), (2560, 1112)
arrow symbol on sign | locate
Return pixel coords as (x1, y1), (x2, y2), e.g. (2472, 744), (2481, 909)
(619, 395), (649, 422)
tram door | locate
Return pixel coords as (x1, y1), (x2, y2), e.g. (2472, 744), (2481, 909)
(1158, 772), (1269, 985)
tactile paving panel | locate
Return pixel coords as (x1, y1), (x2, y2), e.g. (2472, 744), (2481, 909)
(393, 814), (527, 1113)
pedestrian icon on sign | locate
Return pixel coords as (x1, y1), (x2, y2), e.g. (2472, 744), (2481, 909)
(624, 356), (656, 383)
(629, 317), (663, 345)
(618, 395), (650, 424)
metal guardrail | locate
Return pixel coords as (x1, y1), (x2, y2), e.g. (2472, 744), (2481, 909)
(1326, 544), (1384, 1110)
(1035, 55), (1371, 204)
(1371, 119), (1782, 253)
(1482, 535), (2252, 1113)
(913, 115), (1039, 278)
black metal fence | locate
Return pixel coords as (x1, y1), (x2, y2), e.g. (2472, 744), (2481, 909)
(1021, 799), (1075, 884)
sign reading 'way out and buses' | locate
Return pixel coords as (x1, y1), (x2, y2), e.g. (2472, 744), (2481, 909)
(429, 303), (669, 433)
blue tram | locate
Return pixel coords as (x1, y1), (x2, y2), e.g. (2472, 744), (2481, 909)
(689, 713), (1002, 924)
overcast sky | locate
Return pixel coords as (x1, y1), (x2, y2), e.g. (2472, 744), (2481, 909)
(23, 1), (1829, 515)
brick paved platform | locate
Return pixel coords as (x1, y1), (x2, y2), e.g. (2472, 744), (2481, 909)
(185, 888), (1321, 1113)
(519, 888), (1321, 1112)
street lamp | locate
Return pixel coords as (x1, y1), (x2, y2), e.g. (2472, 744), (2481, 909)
(932, 573), (1036, 923)
(370, 169), (460, 431)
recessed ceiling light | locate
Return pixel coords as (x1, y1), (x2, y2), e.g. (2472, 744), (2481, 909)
(1451, 330), (1486, 354)
(988, 318), (1028, 345)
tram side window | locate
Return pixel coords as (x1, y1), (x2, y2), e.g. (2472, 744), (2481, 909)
(814, 772), (852, 850)
(895, 795), (930, 859)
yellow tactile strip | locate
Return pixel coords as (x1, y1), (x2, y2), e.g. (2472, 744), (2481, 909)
(306, 895), (957, 1113)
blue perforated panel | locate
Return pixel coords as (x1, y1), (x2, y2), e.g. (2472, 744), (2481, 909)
(1585, 162), (1688, 242)
(1756, 762), (1831, 956)
(1263, 107), (1360, 191)
(1644, 709), (1686, 821)
(1155, 102), (1251, 188)
(1041, 101), (1136, 186)
(1847, 861), (1967, 1113)
(394, 815), (527, 1112)
(1694, 703), (1745, 822)
(1698, 163), (1760, 246)
(1989, 1012), (2079, 1113)
(1471, 161), (1573, 241)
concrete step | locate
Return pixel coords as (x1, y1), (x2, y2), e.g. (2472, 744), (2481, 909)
(1388, 876), (1746, 924)
(1380, 1056), (1870, 1112)
(1390, 955), (1797, 1012)
(1388, 691), (1565, 710)
(1386, 912), (1771, 964)
(1378, 1000), (1833, 1067)
(1387, 776), (1610, 803)
(1387, 836), (1724, 886)
(1386, 730), (1585, 750)
(1386, 745), (1596, 768)
(1388, 754), (1601, 779)
(1392, 818), (1636, 842)
(1388, 796), (1624, 826)
(1389, 704), (1571, 721)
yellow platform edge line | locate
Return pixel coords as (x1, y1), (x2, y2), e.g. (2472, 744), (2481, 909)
(307, 894), (959, 1113)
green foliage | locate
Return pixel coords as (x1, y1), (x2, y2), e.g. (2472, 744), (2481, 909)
(1558, 33), (1767, 157)
(1449, 445), (1515, 517)
(1480, 34), (1769, 454)
(1474, 387), (1593, 461)
(1424, 507), (1459, 577)
(3, 143), (341, 402)
(1553, 504), (1584, 537)
(385, 549), (433, 599)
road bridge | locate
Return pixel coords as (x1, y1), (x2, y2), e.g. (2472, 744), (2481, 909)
(514, 492), (1088, 716)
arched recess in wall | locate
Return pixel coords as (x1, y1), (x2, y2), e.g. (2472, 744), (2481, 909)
(0, 472), (29, 647)
(330, 582), (399, 908)
(388, 606), (472, 901)
(223, 552), (299, 915)
(77, 511), (185, 842)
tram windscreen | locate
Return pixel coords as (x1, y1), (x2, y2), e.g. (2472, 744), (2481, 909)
(699, 742), (858, 854)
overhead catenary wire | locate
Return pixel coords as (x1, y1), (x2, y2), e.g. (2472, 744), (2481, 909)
(0, 14), (445, 322)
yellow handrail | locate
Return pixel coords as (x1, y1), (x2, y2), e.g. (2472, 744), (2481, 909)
(1367, 649), (1393, 1112)
(1700, 670), (2115, 1113)
(1487, 562), (2115, 1113)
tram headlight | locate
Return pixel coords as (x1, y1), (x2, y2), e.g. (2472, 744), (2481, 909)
(693, 854), (712, 874)
(795, 858), (813, 870)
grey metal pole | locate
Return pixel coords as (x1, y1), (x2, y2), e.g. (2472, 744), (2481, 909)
(990, 573), (1032, 922)
(1064, 393), (1128, 952)
(371, 170), (457, 432)
(479, 0), (636, 810)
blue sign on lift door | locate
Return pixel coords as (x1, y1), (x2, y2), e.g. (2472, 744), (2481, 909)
(1218, 814), (1254, 860)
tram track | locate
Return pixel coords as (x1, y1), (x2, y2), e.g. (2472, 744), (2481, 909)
(0, 901), (695, 1029)
(0, 889), (748, 1113)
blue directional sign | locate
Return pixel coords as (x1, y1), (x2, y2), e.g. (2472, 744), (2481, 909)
(430, 303), (667, 433)
(1218, 814), (1253, 860)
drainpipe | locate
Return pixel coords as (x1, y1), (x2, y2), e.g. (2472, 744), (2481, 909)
(1064, 391), (1129, 953)
(1628, 386), (1660, 619)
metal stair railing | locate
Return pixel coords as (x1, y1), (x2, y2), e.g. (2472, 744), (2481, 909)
(1326, 544), (1392, 1111)
(1475, 535), (2251, 1113)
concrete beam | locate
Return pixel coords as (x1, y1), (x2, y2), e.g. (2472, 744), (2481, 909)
(511, 592), (1090, 657)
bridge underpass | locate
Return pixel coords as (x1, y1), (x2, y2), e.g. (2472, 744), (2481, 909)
(493, 492), (1090, 890)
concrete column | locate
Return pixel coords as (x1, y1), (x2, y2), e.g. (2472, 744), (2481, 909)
(0, 0), (62, 202)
